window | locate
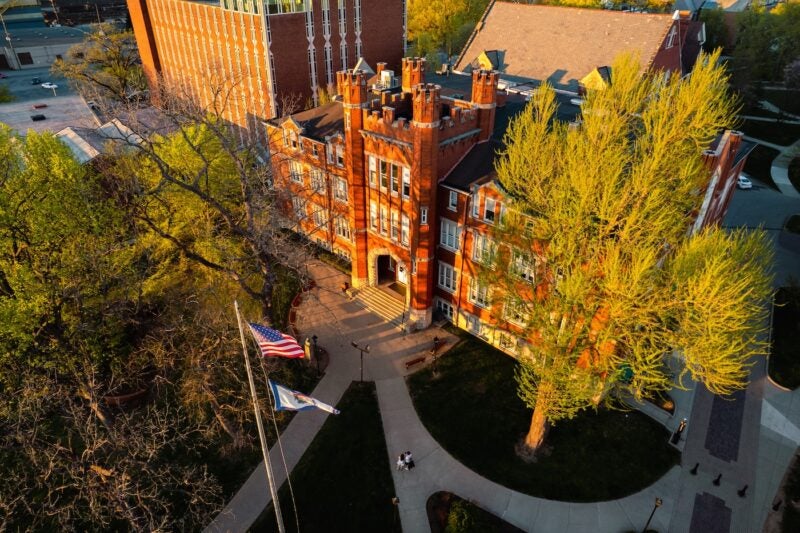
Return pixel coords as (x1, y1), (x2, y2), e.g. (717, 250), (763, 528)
(390, 164), (400, 194)
(380, 206), (388, 235)
(420, 207), (428, 225)
(401, 213), (410, 246)
(334, 216), (351, 240)
(334, 178), (348, 202)
(368, 156), (377, 187)
(468, 278), (490, 308)
(504, 299), (529, 325)
(286, 130), (299, 150)
(448, 190), (458, 210)
(471, 191), (479, 217)
(391, 210), (399, 241)
(267, 0), (311, 14)
(436, 299), (455, 321)
(291, 197), (307, 219)
(311, 144), (320, 157)
(289, 161), (304, 183)
(466, 314), (491, 339)
(379, 160), (389, 190)
(440, 218), (460, 251)
(472, 233), (495, 265)
(335, 144), (344, 167)
(402, 167), (411, 198)
(438, 263), (457, 292)
(17, 52), (33, 65)
(310, 169), (325, 192)
(370, 201), (378, 230)
(312, 206), (328, 228)
(512, 250), (535, 282)
(484, 197), (497, 223)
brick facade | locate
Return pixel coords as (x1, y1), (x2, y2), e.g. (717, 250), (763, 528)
(127, 0), (405, 130)
(266, 59), (749, 348)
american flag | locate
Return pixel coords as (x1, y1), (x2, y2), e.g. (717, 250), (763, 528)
(247, 323), (306, 359)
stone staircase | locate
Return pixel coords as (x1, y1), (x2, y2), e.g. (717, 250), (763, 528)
(352, 286), (407, 331)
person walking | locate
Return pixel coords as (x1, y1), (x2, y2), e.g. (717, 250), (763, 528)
(404, 451), (415, 470)
(396, 454), (407, 471)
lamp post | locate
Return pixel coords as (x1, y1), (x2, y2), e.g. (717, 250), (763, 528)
(312, 334), (319, 375)
(351, 341), (370, 382)
(641, 497), (663, 533)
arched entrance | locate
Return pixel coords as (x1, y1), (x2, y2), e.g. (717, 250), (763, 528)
(367, 247), (411, 304)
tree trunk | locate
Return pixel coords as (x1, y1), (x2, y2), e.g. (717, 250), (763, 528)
(523, 401), (550, 452)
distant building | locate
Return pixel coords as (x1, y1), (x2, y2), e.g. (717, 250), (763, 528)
(455, 2), (705, 94)
(126, 0), (407, 131)
(0, 23), (85, 70)
(265, 58), (750, 342)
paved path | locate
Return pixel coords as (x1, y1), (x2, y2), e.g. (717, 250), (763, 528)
(770, 137), (800, 199)
(207, 188), (800, 533)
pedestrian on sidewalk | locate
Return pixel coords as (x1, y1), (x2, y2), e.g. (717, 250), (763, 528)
(396, 454), (407, 471)
(404, 450), (415, 470)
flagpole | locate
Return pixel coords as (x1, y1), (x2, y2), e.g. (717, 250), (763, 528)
(234, 300), (286, 533)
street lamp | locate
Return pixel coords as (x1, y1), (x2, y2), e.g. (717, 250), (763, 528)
(641, 497), (663, 533)
(351, 341), (370, 382)
(312, 335), (319, 375)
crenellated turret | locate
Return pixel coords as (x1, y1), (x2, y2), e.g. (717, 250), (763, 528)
(337, 69), (368, 107)
(471, 69), (498, 141)
(402, 57), (426, 93)
(412, 83), (441, 126)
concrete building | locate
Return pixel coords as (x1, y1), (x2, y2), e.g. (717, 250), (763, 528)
(126, 0), (406, 131)
(0, 20), (85, 70)
(265, 58), (751, 347)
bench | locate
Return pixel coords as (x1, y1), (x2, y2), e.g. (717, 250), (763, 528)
(404, 355), (426, 370)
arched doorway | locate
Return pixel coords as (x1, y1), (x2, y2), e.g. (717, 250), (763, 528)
(367, 248), (410, 304)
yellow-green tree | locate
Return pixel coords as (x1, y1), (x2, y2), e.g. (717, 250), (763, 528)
(408, 0), (489, 57)
(486, 52), (773, 453)
(52, 23), (146, 101)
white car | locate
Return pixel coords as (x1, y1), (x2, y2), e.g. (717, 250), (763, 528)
(737, 175), (753, 190)
(41, 82), (58, 90)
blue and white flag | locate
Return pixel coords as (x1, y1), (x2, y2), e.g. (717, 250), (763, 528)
(269, 380), (340, 415)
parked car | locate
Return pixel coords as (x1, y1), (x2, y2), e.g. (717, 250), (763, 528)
(0, 72), (7, 79)
(737, 175), (753, 190)
(41, 82), (58, 90)
(31, 103), (48, 109)
(31, 77), (41, 85)
(30, 114), (46, 121)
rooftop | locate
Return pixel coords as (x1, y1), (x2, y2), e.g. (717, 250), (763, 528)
(3, 25), (87, 47)
(268, 101), (344, 141)
(455, 3), (676, 90)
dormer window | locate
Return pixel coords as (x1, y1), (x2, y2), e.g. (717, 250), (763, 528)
(285, 129), (300, 151)
(312, 144), (319, 157)
(448, 191), (458, 211)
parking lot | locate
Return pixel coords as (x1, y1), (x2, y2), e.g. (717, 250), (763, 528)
(1, 67), (97, 134)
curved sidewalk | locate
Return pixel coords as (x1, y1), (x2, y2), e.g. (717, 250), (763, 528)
(207, 259), (787, 533)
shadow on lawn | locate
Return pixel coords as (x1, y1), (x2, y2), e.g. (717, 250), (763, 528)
(408, 337), (680, 502)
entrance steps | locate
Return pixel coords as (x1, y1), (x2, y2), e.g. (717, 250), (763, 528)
(353, 286), (407, 331)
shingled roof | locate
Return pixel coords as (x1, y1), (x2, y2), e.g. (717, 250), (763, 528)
(455, 3), (679, 90)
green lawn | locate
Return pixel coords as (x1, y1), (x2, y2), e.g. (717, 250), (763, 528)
(769, 287), (800, 390)
(744, 144), (781, 190)
(251, 382), (399, 533)
(740, 120), (800, 147)
(408, 337), (680, 502)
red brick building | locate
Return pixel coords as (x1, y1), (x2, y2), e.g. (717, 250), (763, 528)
(127, 0), (406, 130)
(266, 58), (751, 348)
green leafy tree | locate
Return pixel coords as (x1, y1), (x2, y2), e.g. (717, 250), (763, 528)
(485, 52), (773, 453)
(52, 23), (146, 101)
(700, 7), (730, 53)
(408, 0), (490, 58)
(732, 2), (800, 86)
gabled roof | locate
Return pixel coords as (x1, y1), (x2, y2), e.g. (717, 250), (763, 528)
(455, 2), (676, 90)
(268, 101), (344, 141)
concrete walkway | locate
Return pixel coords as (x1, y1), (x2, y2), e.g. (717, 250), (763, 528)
(206, 188), (800, 533)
